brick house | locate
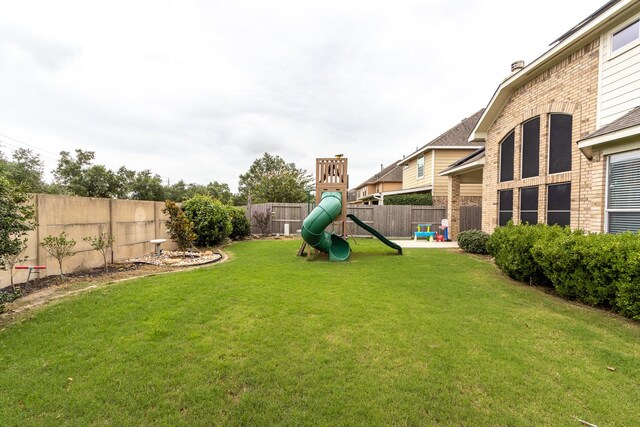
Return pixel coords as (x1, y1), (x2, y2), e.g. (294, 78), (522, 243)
(393, 109), (484, 207)
(442, 0), (640, 238)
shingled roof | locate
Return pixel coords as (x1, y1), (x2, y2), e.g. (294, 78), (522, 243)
(582, 106), (640, 141)
(551, 0), (622, 45)
(440, 147), (486, 175)
(399, 109), (485, 165)
(353, 161), (403, 190)
(577, 106), (640, 158)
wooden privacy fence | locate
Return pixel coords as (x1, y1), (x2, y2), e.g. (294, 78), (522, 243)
(245, 203), (447, 238)
(459, 206), (482, 232)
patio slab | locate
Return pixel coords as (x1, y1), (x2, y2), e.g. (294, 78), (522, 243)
(390, 240), (459, 249)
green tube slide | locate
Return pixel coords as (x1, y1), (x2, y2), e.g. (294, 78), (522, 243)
(301, 191), (350, 261)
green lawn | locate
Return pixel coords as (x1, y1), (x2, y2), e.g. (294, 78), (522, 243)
(1, 239), (639, 425)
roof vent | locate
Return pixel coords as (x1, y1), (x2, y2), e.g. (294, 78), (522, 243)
(511, 60), (525, 72)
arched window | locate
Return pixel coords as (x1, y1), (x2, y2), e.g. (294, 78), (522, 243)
(549, 114), (572, 174)
(499, 131), (514, 182)
(521, 117), (540, 178)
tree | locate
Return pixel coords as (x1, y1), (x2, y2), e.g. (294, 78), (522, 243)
(0, 176), (36, 276)
(207, 181), (233, 205)
(6, 148), (46, 193)
(162, 200), (196, 252)
(130, 170), (165, 201)
(163, 180), (233, 203)
(1, 241), (28, 293)
(238, 153), (313, 203)
(53, 149), (128, 198)
(53, 149), (95, 195)
(41, 232), (76, 279)
(252, 208), (272, 235)
(83, 233), (115, 272)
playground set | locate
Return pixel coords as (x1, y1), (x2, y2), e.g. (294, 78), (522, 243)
(299, 157), (402, 261)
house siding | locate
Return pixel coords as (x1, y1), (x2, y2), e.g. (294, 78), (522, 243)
(482, 38), (603, 233)
(402, 151), (434, 189)
(433, 149), (478, 196)
(599, 10), (640, 126)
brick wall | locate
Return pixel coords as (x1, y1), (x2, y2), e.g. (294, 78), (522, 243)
(482, 38), (605, 233)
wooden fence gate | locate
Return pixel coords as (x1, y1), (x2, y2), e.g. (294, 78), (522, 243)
(459, 206), (482, 232)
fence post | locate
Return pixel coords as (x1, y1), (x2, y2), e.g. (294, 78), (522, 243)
(109, 199), (117, 262)
(35, 195), (48, 277)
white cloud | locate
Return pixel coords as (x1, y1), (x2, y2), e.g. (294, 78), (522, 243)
(0, 0), (606, 192)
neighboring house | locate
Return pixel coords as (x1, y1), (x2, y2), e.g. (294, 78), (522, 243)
(395, 109), (484, 207)
(442, 0), (640, 238)
(351, 163), (403, 205)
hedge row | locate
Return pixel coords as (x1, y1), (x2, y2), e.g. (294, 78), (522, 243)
(486, 222), (640, 320)
(384, 193), (432, 206)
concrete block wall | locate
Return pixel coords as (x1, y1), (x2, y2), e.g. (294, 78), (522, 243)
(1, 195), (177, 287)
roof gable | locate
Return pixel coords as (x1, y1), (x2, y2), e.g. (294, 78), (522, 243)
(470, 0), (638, 143)
(352, 161), (403, 190)
(399, 109), (485, 165)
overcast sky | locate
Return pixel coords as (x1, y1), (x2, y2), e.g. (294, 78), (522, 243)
(0, 0), (606, 192)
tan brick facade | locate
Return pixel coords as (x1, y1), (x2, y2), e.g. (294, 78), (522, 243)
(482, 38), (607, 234)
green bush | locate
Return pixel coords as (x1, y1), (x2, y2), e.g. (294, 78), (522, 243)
(616, 252), (640, 320)
(162, 200), (196, 252)
(182, 195), (232, 247)
(227, 206), (251, 240)
(533, 232), (640, 310)
(457, 229), (489, 254)
(488, 223), (640, 320)
(0, 289), (22, 314)
(487, 222), (572, 285)
(384, 193), (432, 206)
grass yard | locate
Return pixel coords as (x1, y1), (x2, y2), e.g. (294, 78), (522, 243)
(1, 239), (639, 425)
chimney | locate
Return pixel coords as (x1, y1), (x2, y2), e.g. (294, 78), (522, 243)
(511, 60), (525, 72)
(381, 164), (383, 172)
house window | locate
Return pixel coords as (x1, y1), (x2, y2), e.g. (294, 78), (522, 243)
(607, 150), (640, 233)
(520, 186), (539, 225)
(612, 20), (640, 52)
(521, 117), (540, 178)
(499, 131), (514, 182)
(498, 189), (513, 226)
(417, 156), (424, 179)
(547, 183), (571, 226)
(548, 114), (572, 174)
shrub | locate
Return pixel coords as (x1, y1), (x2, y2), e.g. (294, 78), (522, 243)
(457, 229), (489, 254)
(0, 289), (22, 314)
(533, 231), (640, 309)
(0, 176), (35, 272)
(489, 223), (640, 320)
(182, 195), (232, 247)
(163, 200), (196, 252)
(252, 208), (272, 235)
(83, 233), (115, 272)
(1, 240), (28, 293)
(486, 222), (572, 285)
(228, 207), (251, 240)
(616, 252), (640, 320)
(384, 193), (432, 206)
(40, 232), (76, 279)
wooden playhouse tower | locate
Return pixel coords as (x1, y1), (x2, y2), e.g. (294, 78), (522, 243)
(315, 156), (349, 236)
